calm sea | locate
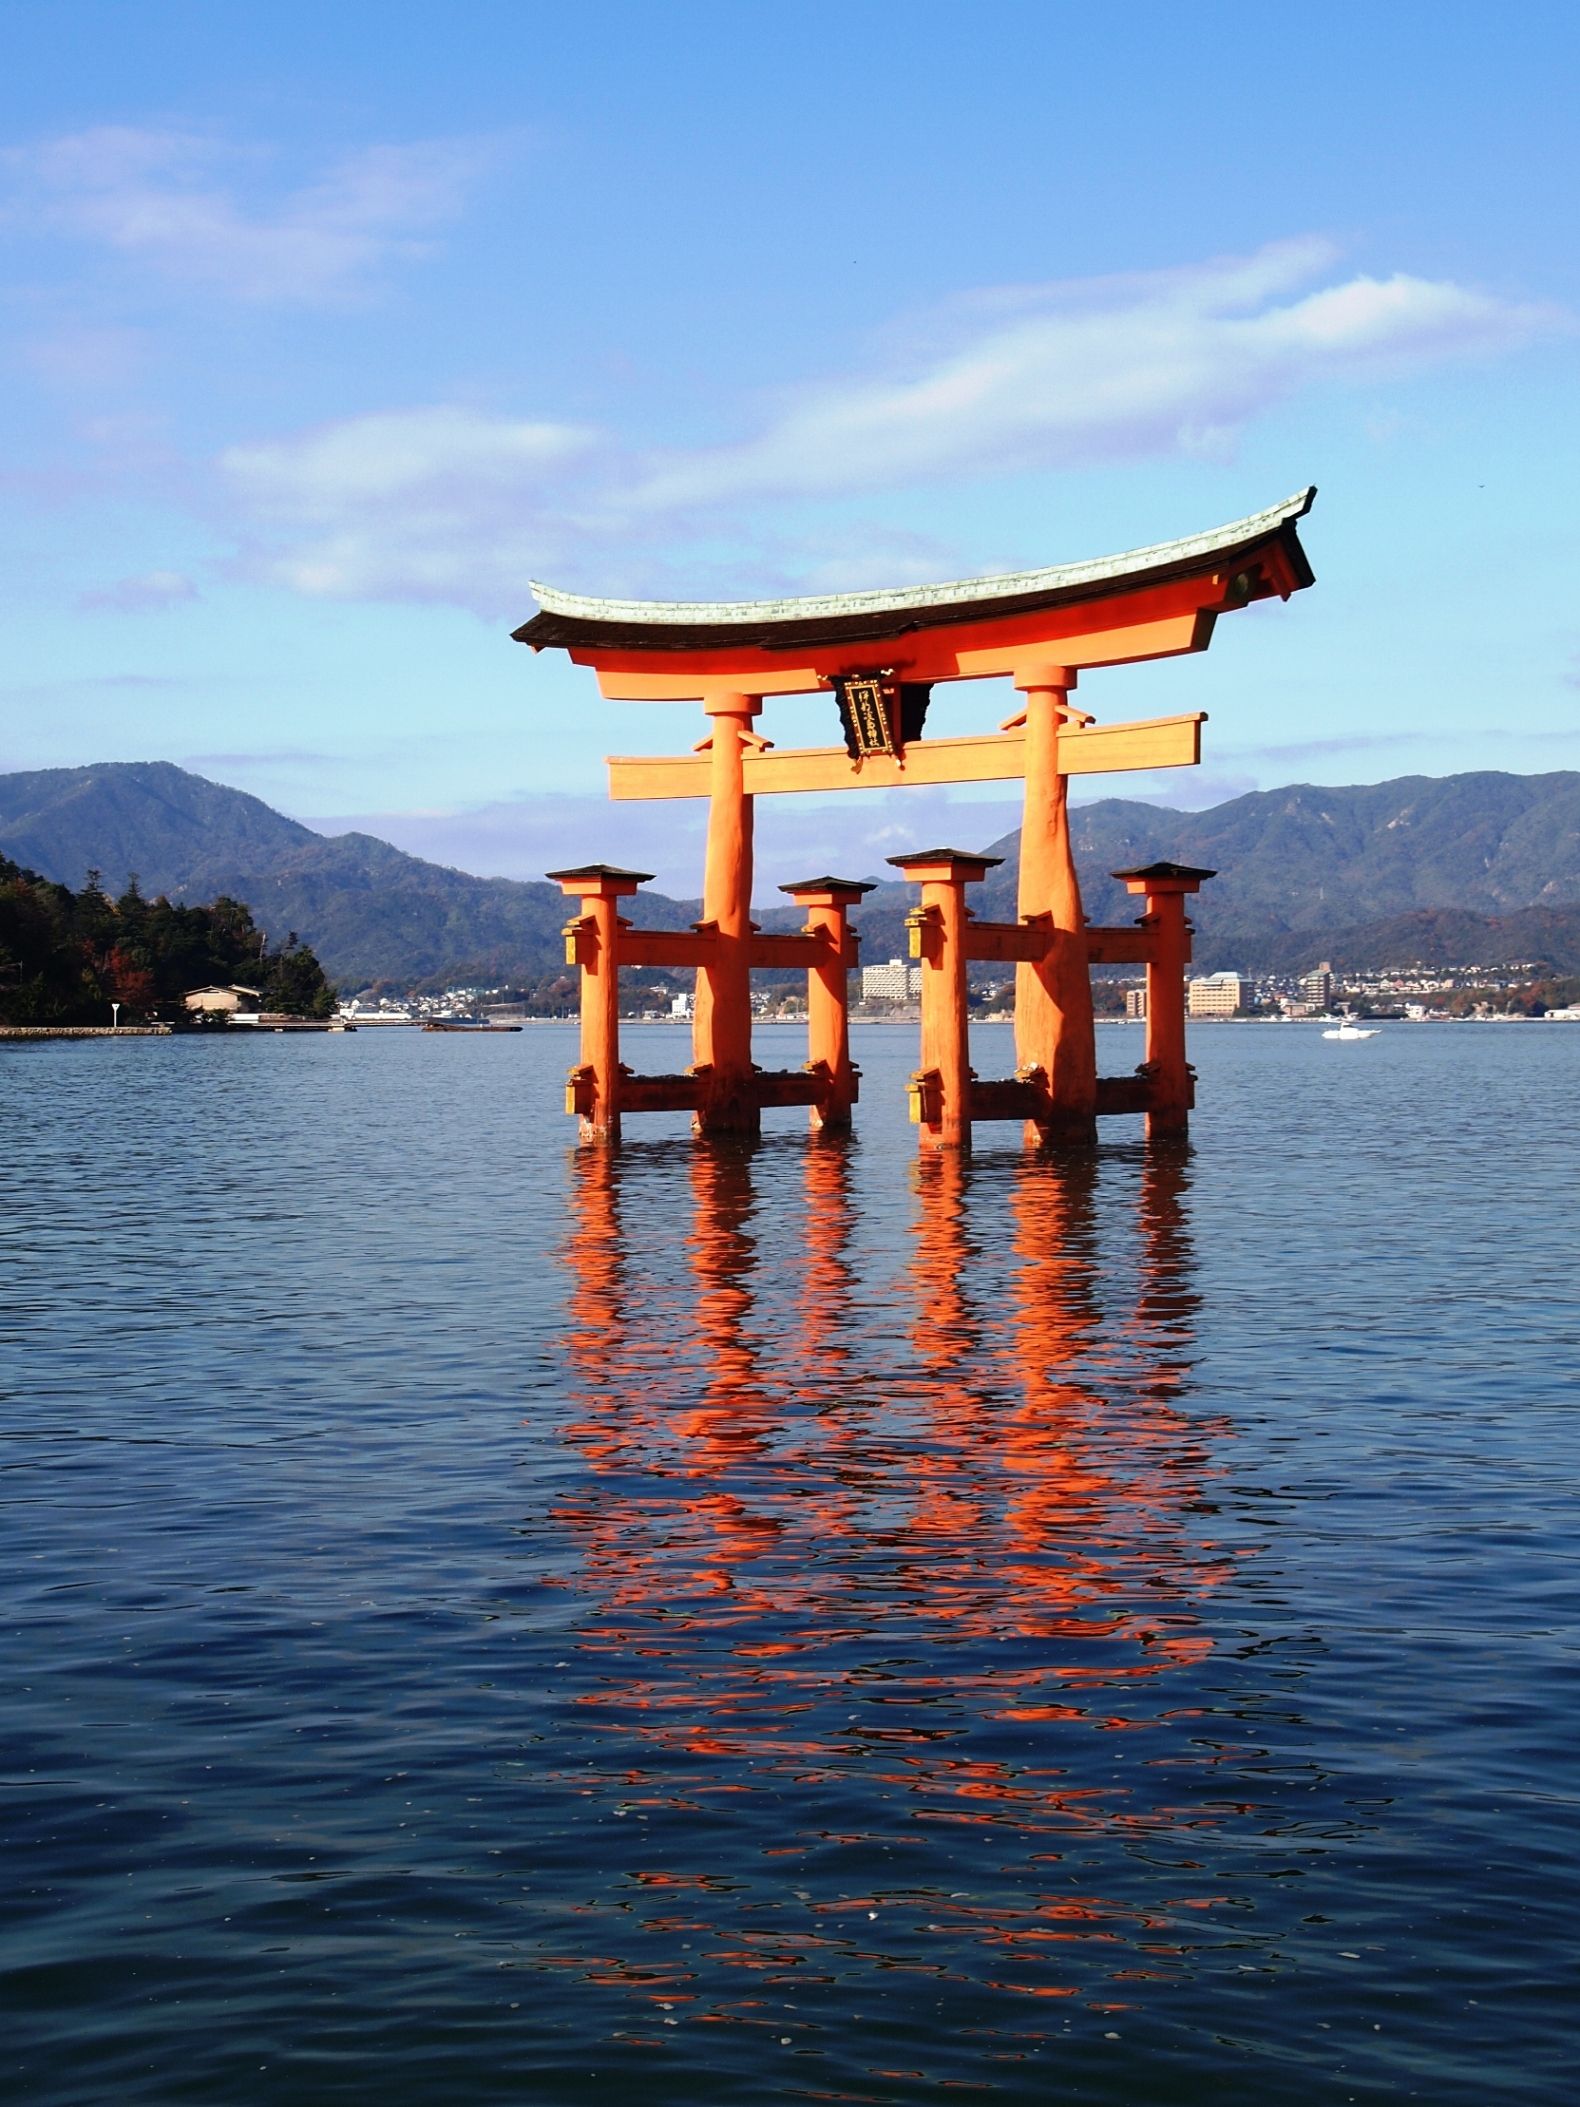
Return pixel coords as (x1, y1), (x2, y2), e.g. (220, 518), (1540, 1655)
(2, 1021), (1576, 2104)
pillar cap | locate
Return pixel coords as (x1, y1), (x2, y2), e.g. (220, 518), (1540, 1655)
(779, 874), (877, 900)
(1112, 859), (1215, 894)
(887, 847), (1003, 884)
(546, 862), (653, 896)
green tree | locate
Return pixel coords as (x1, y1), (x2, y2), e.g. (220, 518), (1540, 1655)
(0, 858), (338, 1025)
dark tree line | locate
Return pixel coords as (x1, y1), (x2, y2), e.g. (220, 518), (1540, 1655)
(0, 860), (336, 1024)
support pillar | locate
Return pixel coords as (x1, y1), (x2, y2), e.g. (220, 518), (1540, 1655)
(547, 863), (651, 1143)
(693, 692), (762, 1136)
(890, 849), (1000, 1151)
(779, 875), (874, 1131)
(1113, 861), (1215, 1141)
(1011, 667), (1097, 1148)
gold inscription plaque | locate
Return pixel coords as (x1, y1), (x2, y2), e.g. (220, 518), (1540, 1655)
(843, 677), (897, 760)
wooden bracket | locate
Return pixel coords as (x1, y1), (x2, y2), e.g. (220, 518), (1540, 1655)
(906, 903), (943, 962)
(907, 1067), (942, 1127)
(565, 1063), (597, 1117)
(562, 914), (599, 968)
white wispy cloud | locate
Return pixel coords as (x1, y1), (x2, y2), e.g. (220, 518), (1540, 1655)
(2, 126), (488, 302)
(213, 241), (1565, 613)
(221, 406), (601, 604)
(78, 568), (198, 613)
(633, 240), (1562, 507)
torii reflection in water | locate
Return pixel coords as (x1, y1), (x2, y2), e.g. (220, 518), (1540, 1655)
(541, 1138), (1254, 2023)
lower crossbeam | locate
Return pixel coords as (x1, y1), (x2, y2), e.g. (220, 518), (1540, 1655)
(595, 1067), (830, 1117)
(969, 1078), (1044, 1122)
(619, 1072), (705, 1113)
(747, 1069), (825, 1109)
(1094, 1074), (1154, 1116)
(963, 1073), (1169, 1122)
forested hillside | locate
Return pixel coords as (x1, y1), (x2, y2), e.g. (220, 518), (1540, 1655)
(824, 772), (1580, 973)
(0, 858), (335, 1024)
(0, 763), (693, 990)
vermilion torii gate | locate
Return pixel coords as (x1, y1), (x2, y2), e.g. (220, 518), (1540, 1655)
(515, 488), (1315, 1149)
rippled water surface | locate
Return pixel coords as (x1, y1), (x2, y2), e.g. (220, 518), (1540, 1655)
(2, 1021), (1577, 2104)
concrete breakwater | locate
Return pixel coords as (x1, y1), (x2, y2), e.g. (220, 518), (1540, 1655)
(0, 1025), (173, 1039)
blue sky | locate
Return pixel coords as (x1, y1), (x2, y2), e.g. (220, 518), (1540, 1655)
(2, 0), (1576, 893)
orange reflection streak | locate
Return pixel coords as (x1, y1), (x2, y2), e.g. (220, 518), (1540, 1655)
(797, 1135), (856, 1376)
(543, 1135), (1243, 2015)
(908, 1151), (977, 1373)
(995, 1153), (1140, 1637)
(1131, 1139), (1203, 1374)
(562, 1146), (624, 1385)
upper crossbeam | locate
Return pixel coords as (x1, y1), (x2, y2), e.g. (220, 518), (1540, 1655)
(608, 713), (1203, 802)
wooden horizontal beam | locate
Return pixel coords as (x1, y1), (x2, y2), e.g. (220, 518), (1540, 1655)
(969, 1078), (1044, 1122)
(748, 931), (831, 969)
(949, 608), (1211, 681)
(608, 713), (1204, 802)
(613, 1068), (829, 1115)
(751, 1069), (825, 1109)
(619, 927), (716, 969)
(614, 927), (847, 970)
(1094, 1074), (1153, 1118)
(583, 587), (1220, 699)
(955, 1074), (1184, 1123)
(620, 1072), (705, 1113)
(1083, 926), (1154, 966)
(964, 918), (1051, 965)
(611, 914), (1162, 972)
(1091, 1072), (1194, 1116)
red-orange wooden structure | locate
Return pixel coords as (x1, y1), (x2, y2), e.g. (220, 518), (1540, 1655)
(517, 488), (1315, 1146)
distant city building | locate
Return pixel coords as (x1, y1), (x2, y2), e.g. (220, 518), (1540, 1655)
(183, 983), (261, 1015)
(1187, 971), (1244, 1017)
(670, 991), (692, 1019)
(1299, 961), (1334, 1010)
(862, 957), (922, 1001)
(1125, 987), (1148, 1021)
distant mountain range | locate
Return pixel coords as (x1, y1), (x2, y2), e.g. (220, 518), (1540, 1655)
(3, 760), (1580, 988)
(0, 761), (692, 990)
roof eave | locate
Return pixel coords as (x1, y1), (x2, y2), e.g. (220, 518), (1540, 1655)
(512, 489), (1316, 656)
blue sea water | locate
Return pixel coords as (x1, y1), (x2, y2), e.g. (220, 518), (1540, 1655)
(1, 1019), (1577, 2104)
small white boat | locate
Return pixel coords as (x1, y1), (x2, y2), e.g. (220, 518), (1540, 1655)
(1322, 1022), (1379, 1041)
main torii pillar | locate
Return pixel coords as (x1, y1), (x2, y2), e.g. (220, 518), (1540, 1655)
(693, 691), (762, 1132)
(1012, 665), (1098, 1146)
(514, 489), (1316, 1144)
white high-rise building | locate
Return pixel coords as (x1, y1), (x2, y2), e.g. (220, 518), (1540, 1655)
(1187, 971), (1245, 1017)
(861, 958), (922, 1001)
(1299, 961), (1334, 1010)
